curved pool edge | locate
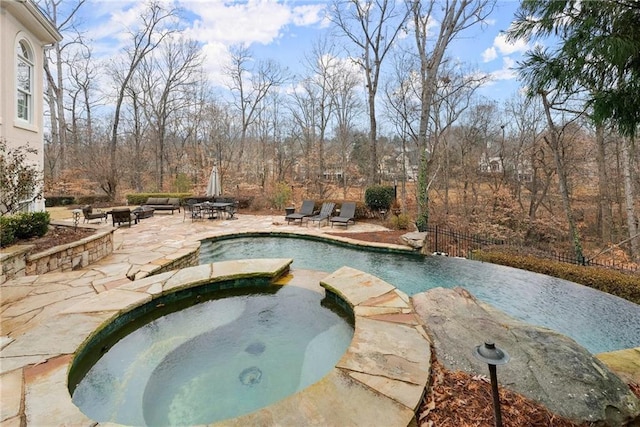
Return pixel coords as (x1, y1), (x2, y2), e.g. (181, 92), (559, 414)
(13, 259), (431, 426)
(130, 230), (415, 282)
(215, 265), (432, 426)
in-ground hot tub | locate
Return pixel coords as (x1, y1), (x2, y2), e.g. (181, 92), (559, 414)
(69, 276), (353, 426)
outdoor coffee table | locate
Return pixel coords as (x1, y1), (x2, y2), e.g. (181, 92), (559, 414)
(133, 206), (155, 220)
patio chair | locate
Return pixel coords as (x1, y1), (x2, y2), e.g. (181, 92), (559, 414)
(285, 200), (316, 225)
(225, 200), (239, 220)
(111, 208), (137, 227)
(330, 202), (356, 228)
(187, 200), (206, 222)
(307, 202), (335, 227)
(183, 199), (198, 222)
(82, 205), (107, 223)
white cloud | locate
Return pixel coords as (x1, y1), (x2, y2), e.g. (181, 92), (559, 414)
(482, 47), (497, 63)
(490, 56), (517, 81)
(291, 4), (325, 27)
(176, 0), (327, 85)
(493, 33), (528, 55)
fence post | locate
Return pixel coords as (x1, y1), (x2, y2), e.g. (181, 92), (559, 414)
(435, 225), (438, 253)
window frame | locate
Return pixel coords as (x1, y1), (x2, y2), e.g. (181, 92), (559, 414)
(16, 38), (35, 124)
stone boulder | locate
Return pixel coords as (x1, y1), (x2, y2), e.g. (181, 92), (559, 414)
(400, 232), (427, 250)
(412, 287), (640, 426)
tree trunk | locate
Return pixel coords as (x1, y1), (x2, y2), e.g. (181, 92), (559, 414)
(540, 92), (584, 261)
(620, 136), (639, 261)
(595, 124), (612, 242)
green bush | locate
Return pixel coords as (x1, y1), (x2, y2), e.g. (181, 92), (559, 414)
(471, 250), (640, 305)
(364, 185), (394, 212)
(173, 173), (192, 193)
(45, 196), (76, 207)
(76, 195), (111, 206)
(0, 216), (16, 247)
(0, 212), (50, 247)
(269, 182), (292, 210)
(389, 214), (410, 230)
(12, 212), (50, 239)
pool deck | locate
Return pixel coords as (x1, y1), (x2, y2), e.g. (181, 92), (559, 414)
(1, 213), (431, 426)
(2, 212), (639, 426)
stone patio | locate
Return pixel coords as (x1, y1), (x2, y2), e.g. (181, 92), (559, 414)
(1, 212), (429, 426)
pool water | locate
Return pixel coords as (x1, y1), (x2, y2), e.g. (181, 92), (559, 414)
(200, 236), (640, 354)
(72, 285), (353, 426)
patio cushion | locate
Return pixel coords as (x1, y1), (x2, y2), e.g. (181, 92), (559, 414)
(167, 198), (180, 206)
(147, 197), (169, 205)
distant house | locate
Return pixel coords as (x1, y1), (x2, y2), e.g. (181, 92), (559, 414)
(478, 152), (533, 182)
(0, 0), (61, 212)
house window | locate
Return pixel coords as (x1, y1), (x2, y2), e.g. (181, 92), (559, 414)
(16, 39), (34, 122)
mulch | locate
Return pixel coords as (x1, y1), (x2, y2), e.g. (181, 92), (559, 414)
(419, 360), (584, 426)
(20, 225), (95, 254)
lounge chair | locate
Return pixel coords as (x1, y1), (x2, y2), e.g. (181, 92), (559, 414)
(330, 202), (356, 228)
(308, 202), (335, 227)
(285, 200), (316, 225)
(81, 205), (107, 223)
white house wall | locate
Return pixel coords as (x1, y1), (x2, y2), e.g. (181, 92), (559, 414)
(0, 1), (61, 213)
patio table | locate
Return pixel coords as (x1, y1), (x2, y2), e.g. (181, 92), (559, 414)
(197, 202), (232, 219)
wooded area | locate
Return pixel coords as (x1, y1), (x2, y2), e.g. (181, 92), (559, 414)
(38, 0), (639, 263)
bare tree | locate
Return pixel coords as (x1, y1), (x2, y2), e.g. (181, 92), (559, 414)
(409, 0), (495, 231)
(105, 1), (178, 200)
(331, 58), (363, 198)
(140, 36), (203, 191)
(38, 0), (86, 175)
(67, 45), (101, 148)
(225, 45), (288, 175)
(330, 0), (411, 185)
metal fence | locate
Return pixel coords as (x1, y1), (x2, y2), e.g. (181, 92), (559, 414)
(424, 225), (638, 274)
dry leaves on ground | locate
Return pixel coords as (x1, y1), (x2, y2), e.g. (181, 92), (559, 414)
(419, 360), (584, 427)
(21, 226), (95, 254)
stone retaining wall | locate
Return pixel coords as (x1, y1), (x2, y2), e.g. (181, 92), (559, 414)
(1, 227), (115, 284)
(1, 246), (32, 285)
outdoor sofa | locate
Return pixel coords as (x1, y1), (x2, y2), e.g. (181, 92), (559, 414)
(142, 197), (181, 213)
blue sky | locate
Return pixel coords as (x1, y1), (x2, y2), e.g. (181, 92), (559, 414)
(73, 0), (530, 101)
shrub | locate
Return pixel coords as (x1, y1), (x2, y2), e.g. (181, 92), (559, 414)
(0, 216), (16, 247)
(364, 185), (395, 212)
(173, 173), (192, 193)
(269, 182), (292, 210)
(12, 212), (50, 239)
(0, 212), (50, 247)
(45, 196), (76, 207)
(389, 213), (410, 230)
(76, 195), (111, 206)
(471, 250), (640, 305)
(0, 139), (42, 215)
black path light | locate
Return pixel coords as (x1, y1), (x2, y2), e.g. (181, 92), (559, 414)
(473, 341), (510, 427)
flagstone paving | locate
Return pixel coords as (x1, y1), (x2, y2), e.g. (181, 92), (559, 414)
(1, 212), (429, 426)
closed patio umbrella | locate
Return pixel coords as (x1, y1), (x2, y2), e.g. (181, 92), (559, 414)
(206, 166), (221, 197)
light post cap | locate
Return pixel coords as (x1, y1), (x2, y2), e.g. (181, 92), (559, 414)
(474, 341), (510, 365)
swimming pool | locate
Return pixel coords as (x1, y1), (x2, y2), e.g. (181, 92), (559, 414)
(200, 235), (640, 354)
(71, 284), (354, 426)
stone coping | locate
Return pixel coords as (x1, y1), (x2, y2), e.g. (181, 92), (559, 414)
(1, 259), (431, 426)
